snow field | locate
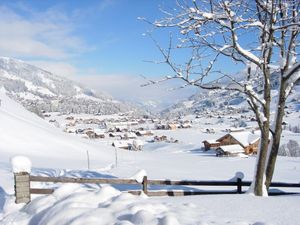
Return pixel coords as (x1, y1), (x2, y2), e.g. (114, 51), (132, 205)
(2, 182), (300, 225)
(1, 92), (300, 224)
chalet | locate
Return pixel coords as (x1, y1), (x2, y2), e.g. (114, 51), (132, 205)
(75, 128), (85, 134)
(202, 140), (221, 151)
(94, 129), (105, 138)
(115, 125), (128, 132)
(65, 127), (76, 133)
(138, 119), (146, 124)
(216, 145), (245, 157)
(181, 123), (192, 128)
(155, 123), (168, 130)
(206, 128), (215, 134)
(109, 132), (122, 138)
(85, 130), (96, 139)
(132, 139), (144, 151)
(216, 131), (260, 154)
(112, 140), (132, 150)
(136, 130), (154, 136)
(154, 135), (167, 142)
(167, 124), (178, 130)
(122, 132), (137, 140)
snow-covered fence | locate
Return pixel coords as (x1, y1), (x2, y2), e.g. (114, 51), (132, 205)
(12, 158), (300, 204)
(13, 174), (300, 204)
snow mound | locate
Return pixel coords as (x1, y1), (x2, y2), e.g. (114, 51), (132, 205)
(130, 169), (147, 183)
(10, 156), (32, 173)
(1, 184), (166, 225)
(0, 92), (114, 169)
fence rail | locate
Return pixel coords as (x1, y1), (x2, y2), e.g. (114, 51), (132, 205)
(14, 172), (300, 204)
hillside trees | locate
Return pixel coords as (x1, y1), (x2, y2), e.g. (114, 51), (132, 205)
(144, 0), (300, 196)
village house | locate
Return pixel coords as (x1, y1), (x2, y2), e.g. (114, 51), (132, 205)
(216, 131), (260, 154)
(64, 127), (76, 133)
(153, 135), (168, 142)
(168, 123), (180, 130)
(155, 123), (168, 130)
(115, 125), (128, 132)
(180, 123), (192, 128)
(112, 139), (143, 151)
(203, 131), (260, 155)
(122, 132), (137, 140)
(112, 140), (131, 150)
(94, 129), (105, 138)
(109, 132), (122, 138)
(132, 139), (144, 151)
(216, 145), (245, 157)
(135, 130), (154, 136)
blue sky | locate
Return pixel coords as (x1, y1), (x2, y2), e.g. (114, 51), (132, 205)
(0, 0), (171, 75)
(0, 0), (244, 107)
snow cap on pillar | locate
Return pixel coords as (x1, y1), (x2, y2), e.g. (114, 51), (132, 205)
(11, 155), (32, 173)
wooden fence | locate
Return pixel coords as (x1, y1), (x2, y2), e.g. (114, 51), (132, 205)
(14, 172), (300, 204)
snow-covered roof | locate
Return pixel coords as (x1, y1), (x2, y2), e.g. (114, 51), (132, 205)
(218, 145), (244, 153)
(203, 139), (220, 144)
(136, 130), (153, 135)
(229, 131), (260, 147)
(133, 139), (144, 146)
(125, 132), (137, 138)
(112, 140), (132, 148)
(94, 129), (105, 135)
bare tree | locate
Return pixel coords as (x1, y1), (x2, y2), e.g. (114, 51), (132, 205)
(143, 0), (300, 196)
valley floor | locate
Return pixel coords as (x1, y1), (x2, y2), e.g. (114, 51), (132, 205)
(1, 92), (300, 225)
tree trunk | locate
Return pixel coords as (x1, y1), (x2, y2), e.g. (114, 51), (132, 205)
(252, 66), (271, 196)
(253, 124), (270, 196)
(265, 79), (287, 188)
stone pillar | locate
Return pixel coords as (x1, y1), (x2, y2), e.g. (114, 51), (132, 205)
(14, 172), (31, 204)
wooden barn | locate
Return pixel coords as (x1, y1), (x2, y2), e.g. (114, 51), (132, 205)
(216, 131), (260, 154)
(216, 145), (245, 157)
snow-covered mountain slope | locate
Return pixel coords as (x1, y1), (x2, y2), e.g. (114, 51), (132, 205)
(162, 89), (249, 117)
(0, 91), (114, 169)
(163, 82), (300, 118)
(0, 57), (142, 115)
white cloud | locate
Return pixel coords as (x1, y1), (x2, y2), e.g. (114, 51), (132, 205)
(0, 5), (88, 59)
(73, 74), (196, 109)
(27, 60), (78, 77)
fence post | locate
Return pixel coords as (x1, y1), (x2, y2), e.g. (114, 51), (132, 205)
(14, 172), (31, 204)
(237, 178), (242, 194)
(142, 176), (148, 195)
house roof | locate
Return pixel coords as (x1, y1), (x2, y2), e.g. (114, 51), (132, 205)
(217, 131), (260, 147)
(112, 140), (133, 148)
(218, 145), (244, 153)
(133, 139), (144, 146)
(203, 139), (220, 144)
(125, 132), (137, 138)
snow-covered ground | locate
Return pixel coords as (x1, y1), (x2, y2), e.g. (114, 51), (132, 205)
(1, 92), (300, 225)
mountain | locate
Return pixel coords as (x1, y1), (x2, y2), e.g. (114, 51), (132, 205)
(0, 57), (143, 116)
(161, 89), (249, 117)
(162, 73), (300, 118)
